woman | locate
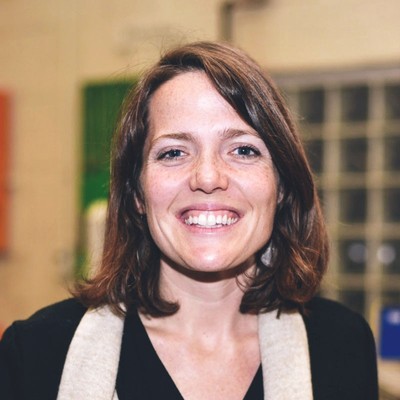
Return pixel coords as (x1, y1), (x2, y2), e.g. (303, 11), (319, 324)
(0, 42), (378, 399)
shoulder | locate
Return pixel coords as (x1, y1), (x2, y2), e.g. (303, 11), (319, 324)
(9, 297), (86, 333)
(0, 298), (87, 399)
(303, 297), (378, 400)
(303, 296), (376, 358)
(304, 296), (370, 334)
(3, 298), (87, 354)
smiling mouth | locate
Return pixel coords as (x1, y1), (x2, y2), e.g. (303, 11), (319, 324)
(184, 213), (239, 228)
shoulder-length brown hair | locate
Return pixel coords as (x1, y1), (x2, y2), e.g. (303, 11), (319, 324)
(75, 41), (329, 316)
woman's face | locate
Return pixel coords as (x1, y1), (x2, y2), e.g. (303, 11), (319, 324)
(139, 71), (278, 274)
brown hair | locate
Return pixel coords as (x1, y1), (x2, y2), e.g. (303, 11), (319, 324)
(75, 41), (329, 316)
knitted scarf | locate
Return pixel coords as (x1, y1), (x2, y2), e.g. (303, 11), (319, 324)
(57, 306), (312, 399)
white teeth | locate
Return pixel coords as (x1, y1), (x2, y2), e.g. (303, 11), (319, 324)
(208, 214), (216, 225)
(184, 213), (238, 227)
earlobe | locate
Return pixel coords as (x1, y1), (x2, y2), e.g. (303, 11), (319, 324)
(275, 177), (284, 205)
(134, 193), (146, 214)
(277, 186), (284, 204)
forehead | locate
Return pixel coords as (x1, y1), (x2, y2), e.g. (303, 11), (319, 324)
(149, 71), (223, 112)
(147, 71), (248, 135)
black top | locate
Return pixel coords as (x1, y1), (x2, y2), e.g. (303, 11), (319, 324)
(117, 310), (263, 399)
(0, 297), (379, 400)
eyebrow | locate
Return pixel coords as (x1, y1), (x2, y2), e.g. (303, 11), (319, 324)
(151, 132), (193, 143)
(150, 128), (260, 146)
(220, 128), (260, 140)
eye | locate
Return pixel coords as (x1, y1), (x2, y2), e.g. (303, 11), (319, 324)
(232, 145), (261, 157)
(157, 148), (185, 160)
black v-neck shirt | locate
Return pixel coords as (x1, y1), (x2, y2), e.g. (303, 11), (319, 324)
(116, 310), (264, 399)
(0, 297), (379, 399)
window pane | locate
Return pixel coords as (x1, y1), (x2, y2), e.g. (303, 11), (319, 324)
(383, 188), (400, 222)
(379, 240), (400, 274)
(341, 85), (369, 122)
(385, 84), (400, 120)
(305, 139), (323, 173)
(339, 239), (367, 274)
(384, 135), (400, 171)
(382, 291), (400, 305)
(299, 88), (325, 123)
(340, 188), (367, 222)
(339, 290), (365, 315)
(340, 137), (367, 172)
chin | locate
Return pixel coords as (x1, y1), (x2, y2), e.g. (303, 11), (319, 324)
(162, 253), (256, 280)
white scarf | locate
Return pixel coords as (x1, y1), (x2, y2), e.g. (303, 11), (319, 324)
(57, 306), (312, 399)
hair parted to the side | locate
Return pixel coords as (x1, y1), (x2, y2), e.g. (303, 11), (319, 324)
(74, 41), (329, 316)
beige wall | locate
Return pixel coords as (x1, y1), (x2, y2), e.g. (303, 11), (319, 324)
(235, 0), (400, 71)
(0, 0), (399, 326)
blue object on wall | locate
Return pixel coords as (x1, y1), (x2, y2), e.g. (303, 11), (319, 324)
(380, 306), (400, 359)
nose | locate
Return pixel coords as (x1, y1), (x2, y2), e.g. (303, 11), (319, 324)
(189, 153), (229, 193)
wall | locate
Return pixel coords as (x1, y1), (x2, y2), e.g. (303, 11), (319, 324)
(235, 0), (400, 71)
(0, 0), (399, 325)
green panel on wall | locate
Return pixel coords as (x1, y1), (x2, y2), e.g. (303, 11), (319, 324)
(78, 79), (136, 276)
(81, 80), (135, 210)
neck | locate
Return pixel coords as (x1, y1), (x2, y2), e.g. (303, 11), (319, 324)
(145, 260), (258, 341)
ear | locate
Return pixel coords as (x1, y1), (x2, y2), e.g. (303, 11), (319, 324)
(277, 185), (284, 204)
(134, 192), (146, 214)
(274, 171), (284, 205)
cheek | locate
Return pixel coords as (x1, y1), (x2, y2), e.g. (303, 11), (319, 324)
(254, 184), (279, 223)
(246, 170), (278, 203)
(140, 169), (179, 214)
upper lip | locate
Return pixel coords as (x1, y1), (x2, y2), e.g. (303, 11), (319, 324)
(177, 203), (243, 218)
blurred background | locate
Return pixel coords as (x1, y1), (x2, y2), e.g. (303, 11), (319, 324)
(0, 0), (399, 397)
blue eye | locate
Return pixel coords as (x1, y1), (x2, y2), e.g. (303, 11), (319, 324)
(233, 146), (260, 157)
(158, 149), (184, 160)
